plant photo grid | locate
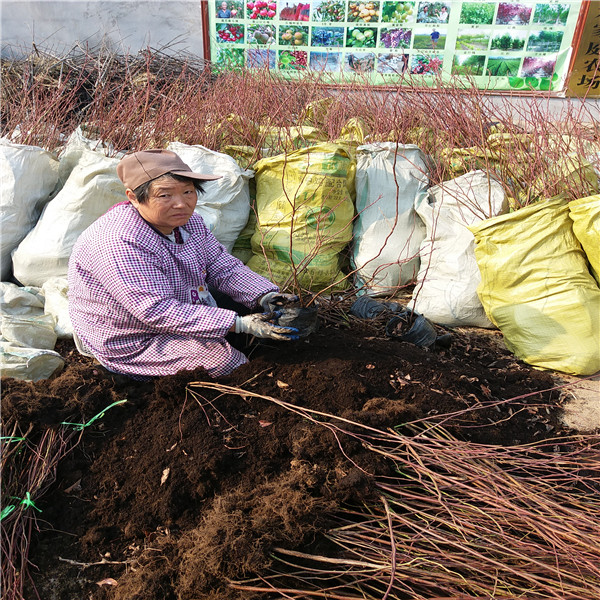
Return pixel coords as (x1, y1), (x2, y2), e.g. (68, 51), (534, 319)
(208, 0), (586, 90)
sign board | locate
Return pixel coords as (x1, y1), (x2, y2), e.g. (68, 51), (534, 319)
(566, 1), (600, 96)
(207, 1), (587, 92)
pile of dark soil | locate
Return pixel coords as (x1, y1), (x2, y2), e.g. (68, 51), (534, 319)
(2, 316), (567, 600)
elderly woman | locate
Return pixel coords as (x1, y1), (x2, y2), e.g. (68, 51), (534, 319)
(68, 149), (297, 380)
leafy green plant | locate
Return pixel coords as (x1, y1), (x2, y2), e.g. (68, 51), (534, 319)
(491, 33), (525, 51)
(459, 1), (495, 24)
(216, 48), (246, 71)
(533, 2), (570, 25)
(452, 54), (486, 76)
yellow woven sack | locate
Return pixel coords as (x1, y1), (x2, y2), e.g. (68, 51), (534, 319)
(569, 194), (600, 285)
(248, 143), (356, 291)
(470, 196), (600, 376)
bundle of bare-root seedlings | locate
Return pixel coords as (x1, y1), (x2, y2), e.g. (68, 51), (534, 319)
(191, 382), (600, 600)
(1, 424), (80, 600)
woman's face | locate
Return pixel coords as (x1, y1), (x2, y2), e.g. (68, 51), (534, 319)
(127, 177), (197, 235)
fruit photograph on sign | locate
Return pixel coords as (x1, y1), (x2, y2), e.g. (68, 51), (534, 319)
(347, 2), (381, 22)
(381, 2), (415, 24)
(280, 2), (311, 20)
(248, 24), (276, 44)
(314, 0), (347, 21)
(346, 26), (377, 47)
(278, 49), (309, 68)
(410, 52), (443, 74)
(247, 0), (278, 19)
(279, 26), (309, 45)
(216, 23), (245, 43)
(312, 26), (345, 46)
(379, 27), (412, 48)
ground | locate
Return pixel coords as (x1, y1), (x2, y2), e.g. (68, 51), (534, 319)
(1, 309), (581, 600)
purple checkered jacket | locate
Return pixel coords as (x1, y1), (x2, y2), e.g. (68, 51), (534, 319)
(67, 202), (277, 378)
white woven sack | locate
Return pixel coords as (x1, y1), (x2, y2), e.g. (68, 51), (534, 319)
(0, 139), (59, 280)
(42, 277), (73, 339)
(168, 142), (252, 252)
(352, 143), (428, 296)
(11, 149), (124, 287)
(0, 282), (44, 316)
(1, 313), (57, 350)
(409, 170), (508, 328)
(0, 341), (64, 381)
(57, 125), (115, 187)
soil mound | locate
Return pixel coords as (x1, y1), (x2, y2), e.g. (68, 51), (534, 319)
(2, 319), (565, 599)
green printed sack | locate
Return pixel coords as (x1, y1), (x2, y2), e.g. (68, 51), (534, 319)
(248, 143), (356, 291)
(470, 196), (600, 376)
(569, 194), (600, 285)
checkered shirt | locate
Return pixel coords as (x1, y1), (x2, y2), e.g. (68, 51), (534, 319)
(67, 202), (278, 378)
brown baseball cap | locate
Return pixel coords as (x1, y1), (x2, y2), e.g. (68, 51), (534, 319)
(117, 149), (222, 190)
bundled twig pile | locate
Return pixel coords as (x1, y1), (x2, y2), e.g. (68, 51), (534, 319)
(2, 43), (598, 202)
(0, 424), (80, 600)
(189, 381), (600, 600)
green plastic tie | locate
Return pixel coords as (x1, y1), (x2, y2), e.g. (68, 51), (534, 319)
(20, 492), (42, 512)
(1, 505), (16, 520)
(1, 493), (42, 520)
(61, 399), (128, 431)
(0, 436), (25, 443)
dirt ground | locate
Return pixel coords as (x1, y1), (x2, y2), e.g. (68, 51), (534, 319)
(1, 309), (583, 600)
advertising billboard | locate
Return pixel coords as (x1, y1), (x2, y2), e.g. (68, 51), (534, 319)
(207, 1), (590, 93)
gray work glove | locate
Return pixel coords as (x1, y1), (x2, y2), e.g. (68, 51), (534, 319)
(259, 291), (299, 312)
(235, 312), (299, 341)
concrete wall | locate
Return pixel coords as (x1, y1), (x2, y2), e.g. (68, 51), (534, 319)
(1, 0), (205, 57)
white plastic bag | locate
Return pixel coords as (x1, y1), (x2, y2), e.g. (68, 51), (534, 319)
(168, 142), (252, 252)
(410, 170), (508, 328)
(12, 149), (125, 286)
(0, 139), (59, 280)
(352, 143), (428, 296)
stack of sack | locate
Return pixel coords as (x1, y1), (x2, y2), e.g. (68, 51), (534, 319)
(2, 122), (599, 379)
